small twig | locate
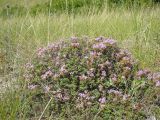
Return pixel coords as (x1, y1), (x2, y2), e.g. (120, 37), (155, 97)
(38, 97), (53, 120)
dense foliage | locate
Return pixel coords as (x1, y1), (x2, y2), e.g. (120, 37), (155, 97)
(24, 37), (160, 119)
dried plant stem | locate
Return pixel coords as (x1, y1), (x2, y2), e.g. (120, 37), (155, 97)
(38, 97), (53, 120)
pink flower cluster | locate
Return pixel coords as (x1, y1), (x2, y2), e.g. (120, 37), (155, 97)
(93, 43), (106, 50)
(37, 47), (47, 58)
(103, 39), (116, 46)
(76, 91), (95, 108)
(98, 97), (106, 104)
(71, 36), (80, 48)
(24, 36), (160, 114)
(54, 89), (70, 102)
(47, 43), (59, 51)
(137, 69), (150, 78)
(41, 70), (53, 80)
(95, 36), (104, 41)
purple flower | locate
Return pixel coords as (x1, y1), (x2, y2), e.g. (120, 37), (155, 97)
(137, 69), (150, 78)
(155, 80), (160, 87)
(47, 44), (59, 51)
(93, 43), (106, 50)
(108, 89), (122, 96)
(101, 70), (107, 76)
(111, 77), (117, 82)
(41, 70), (53, 80)
(90, 51), (95, 55)
(78, 93), (87, 98)
(98, 97), (106, 104)
(95, 36), (104, 41)
(110, 74), (117, 82)
(87, 69), (95, 77)
(103, 39), (116, 45)
(137, 70), (144, 77)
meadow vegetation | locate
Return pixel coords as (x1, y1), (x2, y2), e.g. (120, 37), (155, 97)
(0, 0), (160, 119)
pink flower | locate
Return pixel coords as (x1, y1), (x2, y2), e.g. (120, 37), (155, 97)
(78, 93), (86, 98)
(93, 43), (106, 50)
(47, 44), (59, 51)
(101, 70), (107, 76)
(108, 89), (122, 96)
(37, 47), (47, 58)
(103, 39), (116, 45)
(41, 70), (53, 80)
(98, 97), (106, 104)
(95, 36), (104, 41)
(155, 81), (160, 87)
(137, 70), (144, 77)
(90, 51), (97, 56)
(137, 69), (150, 78)
(87, 68), (95, 77)
(111, 74), (117, 82)
(111, 77), (117, 82)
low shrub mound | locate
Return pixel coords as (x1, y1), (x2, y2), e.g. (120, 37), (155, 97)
(24, 37), (160, 119)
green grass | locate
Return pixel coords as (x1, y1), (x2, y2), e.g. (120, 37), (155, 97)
(1, 7), (160, 72)
(0, 1), (160, 120)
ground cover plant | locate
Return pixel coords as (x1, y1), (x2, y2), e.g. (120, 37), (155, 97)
(0, 0), (160, 120)
(22, 37), (160, 119)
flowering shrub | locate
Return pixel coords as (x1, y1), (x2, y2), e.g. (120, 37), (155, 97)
(24, 37), (160, 119)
